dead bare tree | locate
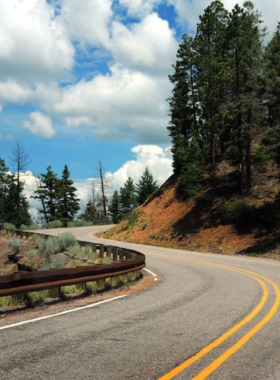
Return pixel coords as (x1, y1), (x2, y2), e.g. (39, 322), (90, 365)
(9, 142), (31, 228)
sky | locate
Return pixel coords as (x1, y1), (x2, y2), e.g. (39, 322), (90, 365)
(1, 0), (280, 217)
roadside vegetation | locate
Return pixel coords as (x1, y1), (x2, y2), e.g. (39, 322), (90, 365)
(0, 230), (141, 309)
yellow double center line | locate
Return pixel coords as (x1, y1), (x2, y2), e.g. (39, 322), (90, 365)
(145, 252), (280, 379)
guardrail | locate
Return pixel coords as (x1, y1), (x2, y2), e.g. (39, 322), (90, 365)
(0, 229), (146, 297)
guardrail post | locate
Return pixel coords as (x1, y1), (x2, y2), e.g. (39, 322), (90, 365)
(107, 246), (112, 258)
(91, 243), (96, 253)
(112, 247), (118, 261)
(119, 249), (125, 261)
(99, 244), (104, 258)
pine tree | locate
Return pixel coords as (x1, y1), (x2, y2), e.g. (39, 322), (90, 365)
(0, 158), (13, 224)
(264, 22), (280, 128)
(5, 181), (32, 227)
(33, 166), (60, 223)
(167, 34), (199, 174)
(194, 0), (228, 165)
(136, 167), (158, 205)
(225, 1), (265, 193)
(108, 190), (121, 223)
(119, 177), (137, 215)
(57, 165), (80, 226)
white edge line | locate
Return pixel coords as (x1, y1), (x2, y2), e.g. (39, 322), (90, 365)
(143, 268), (158, 279)
(0, 295), (127, 331)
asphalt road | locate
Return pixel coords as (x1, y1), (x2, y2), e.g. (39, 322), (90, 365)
(1, 226), (280, 380)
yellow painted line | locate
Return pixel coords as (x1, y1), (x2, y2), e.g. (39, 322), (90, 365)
(143, 251), (280, 380)
(158, 270), (267, 380)
(193, 273), (280, 379)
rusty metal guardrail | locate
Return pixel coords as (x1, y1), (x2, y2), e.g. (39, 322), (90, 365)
(0, 229), (146, 297)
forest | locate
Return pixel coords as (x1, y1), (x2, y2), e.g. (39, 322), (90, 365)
(168, 0), (280, 197)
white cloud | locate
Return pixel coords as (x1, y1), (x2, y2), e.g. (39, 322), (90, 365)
(0, 81), (33, 106)
(108, 144), (173, 191)
(118, 0), (162, 18)
(110, 13), (177, 75)
(60, 0), (113, 47)
(23, 112), (56, 138)
(46, 64), (171, 143)
(0, 0), (74, 83)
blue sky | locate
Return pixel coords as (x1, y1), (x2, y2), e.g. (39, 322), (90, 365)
(0, 0), (279, 213)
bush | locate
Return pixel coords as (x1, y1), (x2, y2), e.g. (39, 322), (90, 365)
(44, 220), (63, 229)
(20, 224), (38, 230)
(39, 255), (65, 270)
(195, 194), (213, 208)
(39, 237), (60, 258)
(57, 233), (77, 251)
(253, 147), (270, 173)
(67, 220), (93, 227)
(4, 222), (16, 230)
(219, 198), (252, 224)
(8, 236), (21, 254)
(25, 290), (49, 307)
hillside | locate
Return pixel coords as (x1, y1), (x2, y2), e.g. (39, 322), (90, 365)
(104, 153), (280, 259)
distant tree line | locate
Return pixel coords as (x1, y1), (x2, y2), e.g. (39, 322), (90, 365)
(0, 143), (158, 229)
(82, 167), (158, 224)
(168, 0), (280, 196)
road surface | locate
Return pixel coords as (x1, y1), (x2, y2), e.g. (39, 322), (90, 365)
(1, 226), (280, 379)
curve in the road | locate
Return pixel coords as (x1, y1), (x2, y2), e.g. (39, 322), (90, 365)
(153, 253), (280, 379)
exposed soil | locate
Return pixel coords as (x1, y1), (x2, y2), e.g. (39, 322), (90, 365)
(103, 173), (280, 260)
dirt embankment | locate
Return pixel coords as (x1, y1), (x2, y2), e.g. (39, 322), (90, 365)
(103, 174), (280, 260)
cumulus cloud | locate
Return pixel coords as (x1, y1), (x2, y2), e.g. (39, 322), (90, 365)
(110, 13), (178, 75)
(60, 0), (112, 47)
(23, 112), (56, 138)
(118, 0), (162, 18)
(46, 64), (171, 143)
(108, 144), (173, 191)
(0, 0), (74, 83)
(0, 81), (33, 106)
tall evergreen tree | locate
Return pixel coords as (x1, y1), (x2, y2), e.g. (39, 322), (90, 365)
(0, 158), (13, 224)
(194, 0), (228, 164)
(167, 34), (199, 174)
(119, 177), (137, 215)
(108, 190), (121, 223)
(33, 166), (60, 223)
(225, 1), (265, 193)
(264, 22), (280, 128)
(136, 167), (158, 205)
(57, 165), (80, 226)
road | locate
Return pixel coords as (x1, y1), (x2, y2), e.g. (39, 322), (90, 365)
(1, 226), (280, 379)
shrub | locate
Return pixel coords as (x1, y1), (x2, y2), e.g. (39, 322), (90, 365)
(195, 194), (213, 208)
(20, 224), (38, 230)
(44, 220), (63, 229)
(8, 236), (21, 254)
(57, 233), (77, 251)
(25, 290), (49, 307)
(4, 222), (16, 230)
(67, 220), (93, 227)
(27, 249), (37, 265)
(30, 234), (44, 246)
(39, 255), (65, 270)
(68, 243), (83, 258)
(253, 147), (270, 173)
(219, 198), (252, 224)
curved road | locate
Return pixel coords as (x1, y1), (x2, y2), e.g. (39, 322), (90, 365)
(1, 226), (280, 379)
